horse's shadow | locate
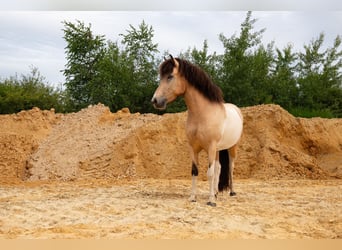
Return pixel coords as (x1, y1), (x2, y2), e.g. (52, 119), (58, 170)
(132, 190), (210, 202)
(136, 190), (186, 200)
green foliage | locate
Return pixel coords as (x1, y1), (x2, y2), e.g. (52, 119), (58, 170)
(218, 11), (274, 106)
(296, 33), (342, 117)
(2, 12), (341, 117)
(269, 45), (299, 109)
(182, 40), (221, 82)
(58, 13), (341, 117)
(288, 107), (335, 118)
(119, 20), (160, 113)
(62, 20), (159, 113)
(62, 20), (106, 110)
(0, 67), (64, 114)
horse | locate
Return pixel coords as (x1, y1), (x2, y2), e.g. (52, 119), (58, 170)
(151, 55), (243, 207)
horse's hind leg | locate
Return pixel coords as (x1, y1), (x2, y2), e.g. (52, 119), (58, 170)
(190, 162), (198, 202)
(228, 145), (238, 196)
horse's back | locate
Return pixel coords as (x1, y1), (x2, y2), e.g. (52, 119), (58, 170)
(216, 103), (243, 150)
(224, 103), (243, 123)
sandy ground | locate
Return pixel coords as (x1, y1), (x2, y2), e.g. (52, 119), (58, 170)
(0, 178), (341, 239)
(1, 104), (341, 239)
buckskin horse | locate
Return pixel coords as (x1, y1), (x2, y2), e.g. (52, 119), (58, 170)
(151, 55), (243, 206)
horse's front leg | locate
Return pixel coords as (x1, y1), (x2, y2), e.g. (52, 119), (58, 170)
(214, 152), (221, 197)
(207, 145), (218, 207)
(189, 147), (200, 202)
(189, 162), (198, 202)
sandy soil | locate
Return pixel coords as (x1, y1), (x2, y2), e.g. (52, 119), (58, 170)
(0, 104), (341, 239)
(0, 179), (341, 239)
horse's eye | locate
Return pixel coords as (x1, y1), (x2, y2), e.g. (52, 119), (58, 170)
(167, 75), (173, 81)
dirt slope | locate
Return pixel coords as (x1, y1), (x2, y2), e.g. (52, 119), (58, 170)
(0, 108), (61, 181)
(1, 103), (340, 182)
(240, 105), (342, 179)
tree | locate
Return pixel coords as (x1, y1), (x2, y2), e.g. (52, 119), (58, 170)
(270, 45), (298, 109)
(118, 20), (160, 113)
(182, 40), (221, 83)
(297, 33), (342, 117)
(0, 67), (63, 114)
(218, 11), (273, 106)
(120, 20), (159, 77)
(59, 14), (341, 117)
(62, 20), (160, 113)
(320, 35), (342, 116)
(62, 20), (106, 110)
(297, 33), (326, 110)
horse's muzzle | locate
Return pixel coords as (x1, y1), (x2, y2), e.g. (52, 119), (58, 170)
(151, 96), (167, 110)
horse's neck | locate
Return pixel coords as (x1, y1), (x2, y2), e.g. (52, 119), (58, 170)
(184, 84), (222, 121)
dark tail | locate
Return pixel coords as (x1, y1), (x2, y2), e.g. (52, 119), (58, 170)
(218, 149), (230, 192)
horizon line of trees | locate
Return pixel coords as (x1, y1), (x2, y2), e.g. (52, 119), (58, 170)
(1, 12), (341, 117)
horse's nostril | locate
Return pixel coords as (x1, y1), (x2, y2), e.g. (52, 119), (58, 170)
(151, 96), (167, 110)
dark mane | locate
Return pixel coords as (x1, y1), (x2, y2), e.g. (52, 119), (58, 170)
(160, 58), (224, 103)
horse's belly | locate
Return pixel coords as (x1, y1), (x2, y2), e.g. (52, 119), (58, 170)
(216, 104), (243, 150)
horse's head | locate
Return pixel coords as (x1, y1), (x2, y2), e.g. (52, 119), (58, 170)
(151, 55), (186, 110)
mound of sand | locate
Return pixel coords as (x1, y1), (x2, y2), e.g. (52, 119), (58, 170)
(240, 105), (342, 179)
(1, 104), (341, 183)
(27, 105), (157, 181)
(0, 108), (61, 181)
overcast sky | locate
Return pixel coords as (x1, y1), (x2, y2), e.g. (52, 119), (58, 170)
(0, 10), (341, 85)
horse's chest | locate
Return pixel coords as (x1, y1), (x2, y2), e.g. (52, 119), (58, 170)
(186, 126), (201, 140)
(186, 122), (221, 147)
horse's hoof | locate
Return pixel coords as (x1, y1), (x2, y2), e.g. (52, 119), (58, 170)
(189, 196), (197, 202)
(230, 192), (237, 196)
(206, 202), (217, 207)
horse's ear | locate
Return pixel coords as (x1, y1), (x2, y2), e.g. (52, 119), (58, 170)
(169, 54), (177, 67)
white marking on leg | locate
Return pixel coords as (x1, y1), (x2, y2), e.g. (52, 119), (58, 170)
(190, 175), (197, 202)
(214, 161), (221, 196)
(207, 162), (216, 203)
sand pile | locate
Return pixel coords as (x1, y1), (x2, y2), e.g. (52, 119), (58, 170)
(1, 104), (341, 182)
(27, 104), (157, 181)
(239, 105), (342, 179)
(0, 108), (61, 181)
